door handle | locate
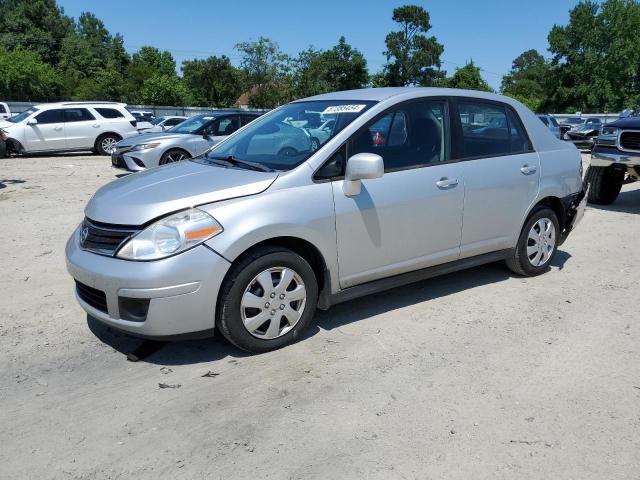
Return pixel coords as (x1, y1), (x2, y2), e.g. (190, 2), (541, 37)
(92, 124), (100, 128)
(54, 127), (63, 131)
(436, 177), (459, 189)
(520, 165), (537, 175)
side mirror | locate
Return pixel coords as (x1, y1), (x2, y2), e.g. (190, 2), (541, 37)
(27, 118), (38, 126)
(343, 152), (384, 196)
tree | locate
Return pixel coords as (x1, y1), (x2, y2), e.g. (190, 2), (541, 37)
(383, 5), (445, 86)
(292, 37), (368, 98)
(0, 0), (73, 64)
(501, 49), (548, 111)
(0, 47), (61, 100)
(138, 75), (190, 106)
(235, 37), (291, 108)
(182, 56), (242, 107)
(547, 0), (640, 111)
(444, 61), (493, 92)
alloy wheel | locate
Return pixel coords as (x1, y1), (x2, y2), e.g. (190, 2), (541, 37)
(101, 137), (118, 154)
(240, 267), (307, 339)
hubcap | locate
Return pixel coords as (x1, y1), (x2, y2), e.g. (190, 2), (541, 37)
(101, 137), (117, 154)
(240, 267), (307, 339)
(526, 218), (556, 267)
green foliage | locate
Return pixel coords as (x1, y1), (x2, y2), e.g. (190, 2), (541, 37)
(137, 75), (191, 106)
(503, 93), (542, 112)
(383, 5), (445, 86)
(182, 56), (242, 107)
(443, 61), (493, 92)
(546, 0), (640, 111)
(234, 37), (291, 108)
(0, 47), (61, 100)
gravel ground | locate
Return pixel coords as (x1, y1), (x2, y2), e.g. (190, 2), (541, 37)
(0, 153), (639, 480)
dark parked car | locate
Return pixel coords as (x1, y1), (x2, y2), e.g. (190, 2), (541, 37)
(559, 117), (585, 137)
(565, 117), (602, 150)
(586, 115), (640, 204)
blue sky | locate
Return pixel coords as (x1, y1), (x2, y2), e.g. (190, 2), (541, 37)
(57, 0), (583, 90)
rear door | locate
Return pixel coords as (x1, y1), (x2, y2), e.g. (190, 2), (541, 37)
(64, 108), (99, 149)
(24, 109), (66, 152)
(453, 99), (540, 258)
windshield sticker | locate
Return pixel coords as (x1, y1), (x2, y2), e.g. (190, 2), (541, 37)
(321, 104), (367, 115)
(202, 117), (214, 120)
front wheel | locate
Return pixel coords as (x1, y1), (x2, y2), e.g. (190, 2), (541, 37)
(584, 165), (624, 205)
(159, 149), (190, 165)
(506, 206), (559, 276)
(216, 246), (318, 353)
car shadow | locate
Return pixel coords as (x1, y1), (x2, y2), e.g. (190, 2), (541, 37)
(588, 188), (640, 215)
(0, 178), (26, 189)
(87, 254), (573, 365)
(21, 152), (97, 158)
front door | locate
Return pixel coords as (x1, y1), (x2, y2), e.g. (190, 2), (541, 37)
(452, 100), (541, 257)
(329, 99), (465, 288)
(24, 109), (66, 152)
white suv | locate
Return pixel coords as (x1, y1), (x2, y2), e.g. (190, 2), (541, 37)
(0, 102), (138, 155)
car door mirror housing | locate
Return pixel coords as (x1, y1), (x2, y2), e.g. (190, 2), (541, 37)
(343, 152), (384, 196)
(27, 118), (38, 126)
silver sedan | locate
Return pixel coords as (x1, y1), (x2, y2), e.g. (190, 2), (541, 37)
(111, 111), (261, 171)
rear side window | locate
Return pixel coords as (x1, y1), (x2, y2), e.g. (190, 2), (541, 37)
(95, 108), (124, 119)
(350, 100), (448, 172)
(64, 108), (95, 122)
(241, 115), (259, 126)
(455, 101), (531, 159)
(36, 109), (64, 124)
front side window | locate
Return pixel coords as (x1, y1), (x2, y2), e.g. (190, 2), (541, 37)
(164, 118), (183, 127)
(95, 108), (124, 119)
(36, 109), (64, 124)
(349, 100), (447, 172)
(64, 108), (95, 122)
(208, 116), (239, 136)
(199, 100), (375, 171)
(169, 114), (216, 134)
(456, 101), (531, 158)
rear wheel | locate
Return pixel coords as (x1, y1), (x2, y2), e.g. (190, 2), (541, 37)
(506, 206), (559, 276)
(95, 134), (120, 156)
(216, 246), (318, 353)
(159, 148), (190, 165)
(585, 165), (624, 205)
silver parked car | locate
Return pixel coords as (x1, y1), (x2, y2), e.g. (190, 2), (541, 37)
(138, 115), (187, 133)
(111, 111), (261, 171)
(66, 88), (586, 352)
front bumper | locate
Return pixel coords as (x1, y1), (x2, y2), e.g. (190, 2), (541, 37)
(111, 147), (162, 172)
(65, 226), (231, 338)
(565, 133), (596, 149)
(591, 145), (640, 168)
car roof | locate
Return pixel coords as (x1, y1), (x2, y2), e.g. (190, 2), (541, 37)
(34, 102), (127, 109)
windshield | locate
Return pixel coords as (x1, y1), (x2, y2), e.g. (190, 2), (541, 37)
(198, 100), (375, 171)
(150, 117), (165, 125)
(169, 114), (214, 134)
(8, 107), (38, 123)
(566, 117), (583, 124)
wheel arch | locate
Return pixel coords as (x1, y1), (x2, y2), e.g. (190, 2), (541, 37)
(94, 131), (122, 148)
(533, 196), (566, 229)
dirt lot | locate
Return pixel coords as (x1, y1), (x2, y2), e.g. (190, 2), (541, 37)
(0, 153), (639, 480)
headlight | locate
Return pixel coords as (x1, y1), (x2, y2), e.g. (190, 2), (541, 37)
(131, 142), (161, 151)
(117, 208), (223, 260)
(600, 126), (619, 136)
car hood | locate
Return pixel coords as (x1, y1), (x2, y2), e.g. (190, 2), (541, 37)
(117, 131), (196, 146)
(0, 120), (16, 129)
(85, 160), (278, 225)
(605, 117), (640, 129)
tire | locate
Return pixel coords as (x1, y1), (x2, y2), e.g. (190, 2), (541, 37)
(216, 246), (318, 353)
(95, 133), (121, 156)
(159, 148), (190, 165)
(584, 165), (624, 205)
(0, 139), (6, 158)
(310, 137), (320, 152)
(506, 206), (560, 277)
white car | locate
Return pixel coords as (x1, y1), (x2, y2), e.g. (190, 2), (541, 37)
(0, 102), (11, 120)
(0, 102), (138, 155)
(138, 115), (187, 133)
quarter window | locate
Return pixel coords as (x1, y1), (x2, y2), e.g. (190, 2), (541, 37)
(95, 108), (124, 119)
(350, 100), (448, 172)
(64, 108), (95, 123)
(0, 105), (6, 113)
(36, 109), (64, 124)
(456, 101), (531, 158)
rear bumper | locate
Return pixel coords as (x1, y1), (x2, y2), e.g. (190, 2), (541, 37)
(65, 225), (231, 338)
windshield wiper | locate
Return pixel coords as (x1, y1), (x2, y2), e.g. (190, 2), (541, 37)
(207, 155), (274, 172)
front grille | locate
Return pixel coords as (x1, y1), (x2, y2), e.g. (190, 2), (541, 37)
(619, 131), (640, 151)
(80, 218), (140, 256)
(75, 281), (108, 313)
